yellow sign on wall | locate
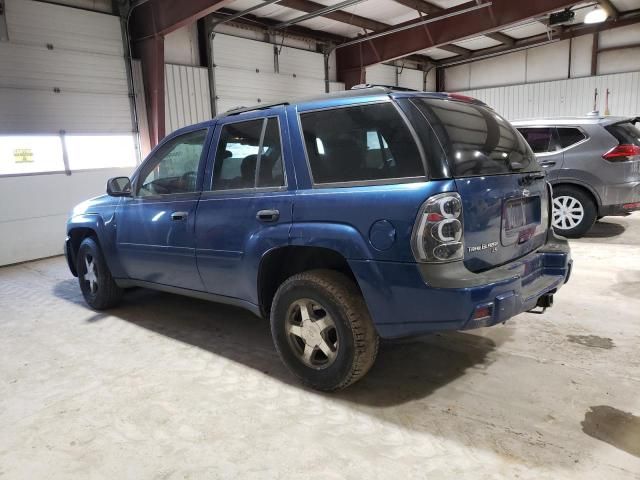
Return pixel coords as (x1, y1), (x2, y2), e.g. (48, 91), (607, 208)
(14, 148), (34, 163)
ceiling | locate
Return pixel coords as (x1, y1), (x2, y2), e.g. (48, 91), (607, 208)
(215, 0), (640, 64)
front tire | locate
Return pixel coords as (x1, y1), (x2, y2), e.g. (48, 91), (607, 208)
(552, 185), (597, 238)
(270, 269), (379, 391)
(76, 237), (123, 310)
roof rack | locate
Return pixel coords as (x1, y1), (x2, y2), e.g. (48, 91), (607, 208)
(221, 101), (289, 117)
(350, 84), (420, 92)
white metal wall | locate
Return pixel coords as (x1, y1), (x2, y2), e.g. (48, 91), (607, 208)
(458, 71), (640, 120)
(446, 25), (640, 93)
(0, 0), (132, 133)
(0, 0), (135, 265)
(365, 63), (435, 91)
(366, 64), (396, 86)
(211, 34), (342, 114)
(164, 64), (212, 133)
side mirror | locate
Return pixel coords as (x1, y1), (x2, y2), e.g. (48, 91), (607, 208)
(107, 176), (132, 197)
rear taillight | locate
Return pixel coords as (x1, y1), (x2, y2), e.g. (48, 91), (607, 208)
(602, 144), (640, 162)
(411, 192), (463, 263)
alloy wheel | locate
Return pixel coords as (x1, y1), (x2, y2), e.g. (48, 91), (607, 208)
(83, 254), (98, 294)
(285, 299), (339, 369)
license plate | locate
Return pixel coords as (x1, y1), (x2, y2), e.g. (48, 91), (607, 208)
(505, 199), (528, 231)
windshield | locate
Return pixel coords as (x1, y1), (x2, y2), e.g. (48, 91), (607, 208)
(411, 98), (539, 177)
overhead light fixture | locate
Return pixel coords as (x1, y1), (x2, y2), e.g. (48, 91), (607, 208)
(584, 6), (607, 24)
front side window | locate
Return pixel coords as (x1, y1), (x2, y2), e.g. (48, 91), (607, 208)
(300, 102), (424, 184)
(137, 129), (207, 197)
(556, 128), (586, 148)
(212, 117), (284, 190)
(517, 127), (558, 154)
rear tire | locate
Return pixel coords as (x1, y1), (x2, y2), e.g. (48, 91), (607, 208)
(270, 269), (379, 391)
(552, 185), (597, 238)
(77, 237), (123, 310)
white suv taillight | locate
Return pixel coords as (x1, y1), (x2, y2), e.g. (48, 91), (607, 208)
(411, 192), (464, 263)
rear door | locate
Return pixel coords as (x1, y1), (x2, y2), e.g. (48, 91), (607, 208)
(195, 107), (294, 303)
(516, 126), (564, 177)
(411, 97), (549, 272)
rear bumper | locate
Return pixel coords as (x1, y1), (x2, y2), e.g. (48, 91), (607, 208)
(350, 235), (571, 339)
(599, 181), (640, 216)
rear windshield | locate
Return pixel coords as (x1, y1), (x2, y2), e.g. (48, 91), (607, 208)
(606, 121), (640, 147)
(299, 102), (425, 184)
(411, 98), (539, 177)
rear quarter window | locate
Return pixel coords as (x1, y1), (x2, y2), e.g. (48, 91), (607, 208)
(299, 102), (425, 185)
(606, 122), (640, 147)
(557, 127), (587, 148)
(412, 98), (538, 177)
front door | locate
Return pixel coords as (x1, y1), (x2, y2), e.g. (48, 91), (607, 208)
(195, 108), (294, 304)
(517, 126), (564, 180)
(116, 128), (210, 291)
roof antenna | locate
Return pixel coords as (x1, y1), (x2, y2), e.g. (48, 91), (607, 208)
(587, 87), (600, 116)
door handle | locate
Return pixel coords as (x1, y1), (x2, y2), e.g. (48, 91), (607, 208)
(256, 209), (280, 222)
(538, 160), (556, 167)
(171, 211), (189, 221)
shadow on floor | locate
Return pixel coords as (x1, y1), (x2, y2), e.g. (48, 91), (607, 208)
(584, 220), (626, 238)
(53, 279), (507, 408)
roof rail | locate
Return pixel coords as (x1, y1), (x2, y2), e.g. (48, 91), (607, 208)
(221, 101), (289, 117)
(350, 83), (420, 92)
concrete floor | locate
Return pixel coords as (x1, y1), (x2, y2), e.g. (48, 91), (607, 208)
(1, 215), (639, 479)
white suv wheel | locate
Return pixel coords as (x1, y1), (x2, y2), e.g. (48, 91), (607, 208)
(553, 195), (585, 231)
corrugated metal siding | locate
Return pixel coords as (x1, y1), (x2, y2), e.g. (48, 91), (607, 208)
(214, 67), (324, 114)
(4, 0), (123, 56)
(0, 0), (132, 134)
(459, 71), (640, 120)
(398, 68), (423, 91)
(0, 90), (132, 133)
(211, 34), (327, 115)
(278, 45), (325, 79)
(164, 64), (211, 133)
(366, 64), (396, 86)
(0, 43), (127, 94)
(132, 60), (151, 157)
(212, 34), (274, 73)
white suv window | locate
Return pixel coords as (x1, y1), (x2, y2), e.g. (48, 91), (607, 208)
(556, 128), (586, 149)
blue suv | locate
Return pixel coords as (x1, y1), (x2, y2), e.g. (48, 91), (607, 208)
(65, 86), (572, 391)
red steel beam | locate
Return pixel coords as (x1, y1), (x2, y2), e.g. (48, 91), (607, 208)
(336, 0), (579, 86)
(135, 36), (165, 147)
(435, 13), (640, 67)
(129, 0), (235, 39)
(129, 0), (233, 147)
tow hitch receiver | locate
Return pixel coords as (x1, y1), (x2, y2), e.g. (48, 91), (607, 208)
(529, 294), (554, 314)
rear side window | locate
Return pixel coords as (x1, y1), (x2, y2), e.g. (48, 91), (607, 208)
(557, 128), (586, 148)
(517, 128), (557, 153)
(606, 121), (640, 147)
(300, 103), (424, 184)
(212, 117), (284, 190)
